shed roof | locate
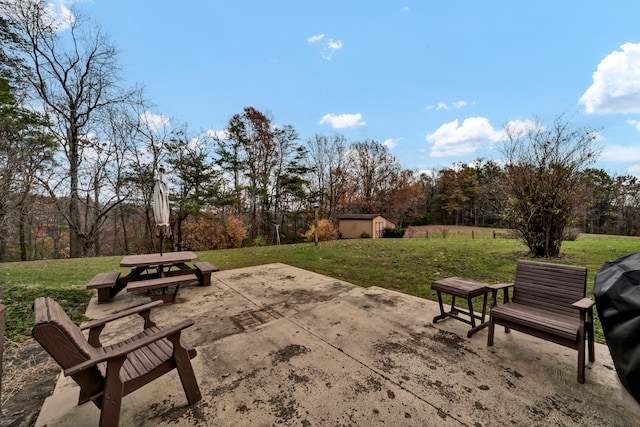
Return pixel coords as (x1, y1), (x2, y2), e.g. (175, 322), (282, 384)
(338, 214), (384, 220)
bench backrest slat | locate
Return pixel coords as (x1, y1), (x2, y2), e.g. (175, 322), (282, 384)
(512, 260), (587, 317)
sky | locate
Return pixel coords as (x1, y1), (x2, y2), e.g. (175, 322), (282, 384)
(49, 0), (640, 176)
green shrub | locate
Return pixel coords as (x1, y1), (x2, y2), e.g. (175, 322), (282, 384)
(382, 227), (406, 238)
(360, 232), (371, 239)
(252, 235), (267, 246)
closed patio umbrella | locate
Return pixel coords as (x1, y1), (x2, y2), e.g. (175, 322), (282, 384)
(153, 166), (171, 255)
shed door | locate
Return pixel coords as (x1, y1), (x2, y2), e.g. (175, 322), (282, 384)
(374, 221), (384, 238)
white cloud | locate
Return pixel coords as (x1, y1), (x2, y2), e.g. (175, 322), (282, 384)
(307, 33), (343, 60)
(601, 144), (640, 163)
(319, 113), (365, 129)
(44, 0), (76, 31)
(307, 34), (325, 43)
(139, 111), (170, 132)
(3, 0), (76, 31)
(426, 100), (468, 111)
(503, 119), (539, 139)
(402, 6), (410, 13)
(203, 128), (229, 140)
(383, 138), (398, 149)
(321, 38), (343, 60)
(327, 40), (343, 50)
(426, 117), (504, 157)
(580, 42), (640, 114)
(628, 119), (640, 131)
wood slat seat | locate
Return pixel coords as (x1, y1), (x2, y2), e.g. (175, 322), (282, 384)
(126, 274), (198, 303)
(489, 303), (579, 341)
(487, 260), (595, 383)
(32, 297), (201, 427)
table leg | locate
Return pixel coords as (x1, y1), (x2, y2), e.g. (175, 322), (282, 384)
(433, 291), (448, 323)
(480, 293), (488, 323)
(467, 298), (476, 328)
(467, 292), (491, 338)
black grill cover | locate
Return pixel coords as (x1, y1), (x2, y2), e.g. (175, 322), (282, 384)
(594, 252), (640, 403)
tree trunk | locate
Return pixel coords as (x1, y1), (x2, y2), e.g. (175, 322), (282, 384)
(68, 127), (83, 258)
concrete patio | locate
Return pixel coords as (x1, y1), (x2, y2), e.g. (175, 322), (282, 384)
(36, 263), (640, 426)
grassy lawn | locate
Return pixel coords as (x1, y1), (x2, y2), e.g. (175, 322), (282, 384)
(1, 230), (638, 343)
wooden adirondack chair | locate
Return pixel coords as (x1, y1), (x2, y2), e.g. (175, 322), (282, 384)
(32, 297), (201, 426)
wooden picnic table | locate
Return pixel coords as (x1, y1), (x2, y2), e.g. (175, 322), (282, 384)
(87, 251), (219, 303)
(119, 251), (200, 303)
(120, 251), (199, 276)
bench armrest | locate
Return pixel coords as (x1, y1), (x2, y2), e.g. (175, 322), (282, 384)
(80, 300), (163, 330)
(65, 319), (194, 376)
(489, 283), (513, 307)
(80, 300), (163, 347)
(572, 298), (595, 310)
(489, 283), (512, 290)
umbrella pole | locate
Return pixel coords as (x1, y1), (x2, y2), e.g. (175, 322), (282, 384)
(160, 231), (164, 256)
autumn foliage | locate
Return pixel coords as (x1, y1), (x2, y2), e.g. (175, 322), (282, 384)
(304, 219), (339, 242)
(181, 216), (249, 251)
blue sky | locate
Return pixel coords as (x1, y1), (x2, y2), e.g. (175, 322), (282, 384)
(58, 1), (640, 176)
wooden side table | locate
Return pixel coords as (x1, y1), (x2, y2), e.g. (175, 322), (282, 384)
(431, 277), (491, 337)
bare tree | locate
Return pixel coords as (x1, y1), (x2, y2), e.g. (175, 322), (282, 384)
(1, 1), (138, 257)
(499, 115), (601, 257)
(306, 133), (348, 220)
(344, 140), (402, 216)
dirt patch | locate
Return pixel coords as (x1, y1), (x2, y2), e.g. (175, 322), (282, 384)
(1, 339), (59, 427)
(272, 344), (310, 365)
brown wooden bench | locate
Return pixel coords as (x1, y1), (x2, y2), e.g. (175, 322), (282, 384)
(86, 272), (124, 304)
(487, 260), (595, 383)
(126, 273), (198, 303)
(32, 297), (201, 427)
(194, 261), (219, 286)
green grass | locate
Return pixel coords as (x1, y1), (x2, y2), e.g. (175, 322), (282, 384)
(2, 232), (638, 343)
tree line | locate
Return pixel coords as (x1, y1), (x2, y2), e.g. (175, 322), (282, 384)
(1, 2), (638, 262)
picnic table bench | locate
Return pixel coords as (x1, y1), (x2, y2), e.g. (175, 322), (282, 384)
(126, 273), (199, 304)
(194, 261), (219, 286)
(487, 260), (595, 383)
(86, 272), (124, 304)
